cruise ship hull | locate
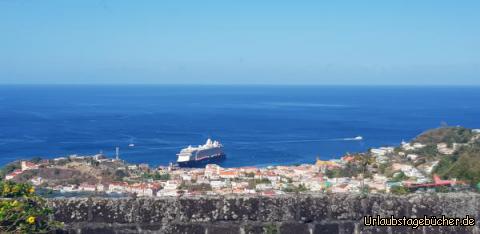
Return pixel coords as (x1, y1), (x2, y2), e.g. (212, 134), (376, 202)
(177, 153), (226, 168)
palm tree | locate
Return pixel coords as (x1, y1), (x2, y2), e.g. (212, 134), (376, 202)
(360, 152), (374, 195)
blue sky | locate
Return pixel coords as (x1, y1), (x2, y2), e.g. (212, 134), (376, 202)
(1, 1), (479, 85)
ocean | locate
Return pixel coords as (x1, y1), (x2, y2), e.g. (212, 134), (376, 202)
(0, 85), (479, 167)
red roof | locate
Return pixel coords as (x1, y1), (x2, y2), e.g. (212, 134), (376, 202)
(24, 161), (37, 167)
(262, 190), (276, 196)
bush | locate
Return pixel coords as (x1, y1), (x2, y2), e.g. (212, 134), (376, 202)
(142, 172), (170, 181)
(282, 184), (308, 193)
(390, 186), (409, 195)
(0, 162), (21, 179)
(0, 181), (62, 233)
(391, 172), (409, 182)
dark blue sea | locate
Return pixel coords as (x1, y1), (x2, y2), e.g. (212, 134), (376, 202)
(0, 85), (479, 167)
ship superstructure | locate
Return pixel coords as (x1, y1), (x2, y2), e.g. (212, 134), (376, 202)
(176, 139), (226, 167)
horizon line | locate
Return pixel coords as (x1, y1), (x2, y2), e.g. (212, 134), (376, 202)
(1, 83), (480, 87)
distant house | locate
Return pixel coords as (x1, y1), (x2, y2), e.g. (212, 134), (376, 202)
(341, 156), (355, 163)
(156, 189), (178, 197)
(30, 177), (43, 186)
(261, 190), (276, 196)
(181, 174), (192, 181)
(163, 180), (180, 190)
(391, 163), (413, 172)
(156, 181), (179, 197)
(412, 143), (426, 149)
(204, 164), (222, 178)
(5, 169), (23, 180)
(210, 180), (227, 189)
(69, 155), (86, 160)
(219, 170), (239, 179)
(255, 183), (273, 191)
(239, 166), (258, 174)
(127, 165), (138, 170)
(53, 157), (68, 162)
(96, 184), (105, 192)
(304, 180), (323, 191)
(61, 185), (77, 192)
(331, 184), (349, 193)
(93, 154), (108, 162)
(108, 182), (129, 193)
(139, 163), (150, 171)
(78, 183), (97, 192)
(370, 147), (394, 156)
(406, 154), (419, 161)
(129, 183), (156, 197)
(402, 142), (426, 151)
(437, 143), (455, 155)
(21, 161), (39, 171)
(315, 159), (340, 170)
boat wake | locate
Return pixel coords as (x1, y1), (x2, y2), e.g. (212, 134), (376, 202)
(342, 136), (363, 141)
(262, 136), (364, 144)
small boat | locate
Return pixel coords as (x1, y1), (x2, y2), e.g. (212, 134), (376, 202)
(128, 143), (135, 147)
(353, 136), (363, 141)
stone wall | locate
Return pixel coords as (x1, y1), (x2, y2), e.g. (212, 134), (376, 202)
(49, 193), (480, 234)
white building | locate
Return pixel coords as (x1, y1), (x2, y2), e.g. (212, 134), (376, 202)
(21, 161), (39, 171)
(437, 143), (455, 155)
(401, 141), (426, 151)
(256, 183), (273, 191)
(204, 164), (222, 178)
(406, 154), (419, 161)
(418, 161), (439, 174)
(61, 185), (77, 192)
(130, 185), (155, 197)
(210, 180), (227, 189)
(30, 177), (43, 186)
(108, 182), (128, 193)
(304, 180), (323, 191)
(79, 184), (97, 192)
(96, 184), (105, 192)
(157, 189), (178, 197)
(181, 174), (192, 181)
(370, 147), (395, 156)
(53, 157), (68, 162)
(163, 180), (180, 190)
(127, 165), (138, 170)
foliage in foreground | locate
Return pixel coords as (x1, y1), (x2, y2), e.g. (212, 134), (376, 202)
(0, 181), (62, 233)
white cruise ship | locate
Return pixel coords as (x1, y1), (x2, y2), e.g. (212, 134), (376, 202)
(176, 139), (226, 167)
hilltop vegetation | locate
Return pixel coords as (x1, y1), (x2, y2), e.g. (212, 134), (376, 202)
(434, 141), (480, 185)
(408, 127), (480, 185)
(414, 127), (474, 145)
(0, 161), (21, 179)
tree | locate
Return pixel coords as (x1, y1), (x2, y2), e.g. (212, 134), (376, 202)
(391, 172), (409, 182)
(154, 173), (170, 181)
(114, 170), (127, 181)
(30, 157), (43, 164)
(0, 163), (21, 179)
(360, 154), (374, 194)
